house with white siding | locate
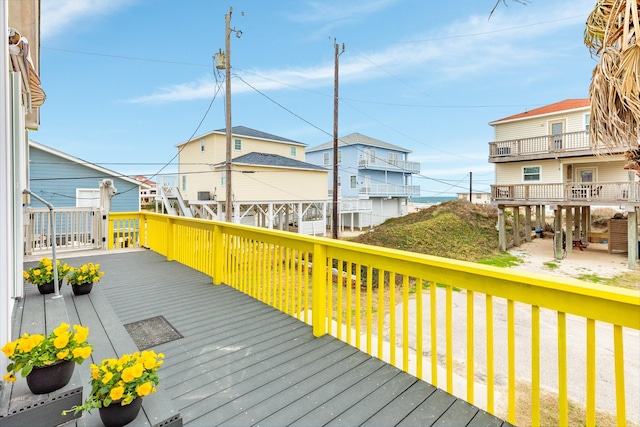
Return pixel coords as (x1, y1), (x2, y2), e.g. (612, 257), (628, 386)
(175, 126), (328, 234)
(306, 133), (420, 229)
(489, 99), (639, 267)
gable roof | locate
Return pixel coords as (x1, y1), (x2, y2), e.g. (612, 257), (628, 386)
(213, 152), (327, 171)
(177, 126), (306, 148)
(490, 99), (591, 125)
(306, 133), (411, 153)
(29, 140), (142, 187)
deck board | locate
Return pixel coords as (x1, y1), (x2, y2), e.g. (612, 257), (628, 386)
(55, 250), (511, 427)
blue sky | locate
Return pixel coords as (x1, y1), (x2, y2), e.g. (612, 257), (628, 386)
(35, 0), (597, 197)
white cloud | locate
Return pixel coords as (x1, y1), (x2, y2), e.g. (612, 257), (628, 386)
(41, 0), (135, 38)
(127, 0), (595, 104)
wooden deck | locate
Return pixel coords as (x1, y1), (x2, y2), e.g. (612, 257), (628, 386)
(29, 250), (511, 427)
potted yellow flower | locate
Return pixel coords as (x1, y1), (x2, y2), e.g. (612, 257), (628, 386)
(64, 350), (164, 427)
(1, 322), (92, 394)
(23, 257), (71, 294)
(66, 262), (104, 295)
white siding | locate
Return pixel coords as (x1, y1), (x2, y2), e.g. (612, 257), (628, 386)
(496, 159), (562, 185)
(493, 108), (590, 141)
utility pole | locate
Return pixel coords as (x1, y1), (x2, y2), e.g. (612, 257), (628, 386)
(332, 40), (345, 239)
(216, 7), (242, 222)
(224, 8), (233, 222)
(469, 171), (472, 203)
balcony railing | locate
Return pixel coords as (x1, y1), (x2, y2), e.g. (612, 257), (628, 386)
(108, 212), (640, 427)
(24, 207), (102, 254)
(359, 184), (420, 197)
(488, 131), (628, 161)
(358, 157), (421, 173)
(491, 181), (639, 204)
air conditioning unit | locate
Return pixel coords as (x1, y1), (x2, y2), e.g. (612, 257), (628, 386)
(197, 191), (211, 201)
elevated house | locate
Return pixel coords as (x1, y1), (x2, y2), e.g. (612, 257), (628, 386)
(133, 175), (158, 205)
(175, 126), (328, 235)
(489, 99), (639, 268)
(306, 133), (420, 230)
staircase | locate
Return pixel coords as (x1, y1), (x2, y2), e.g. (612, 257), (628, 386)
(158, 185), (193, 217)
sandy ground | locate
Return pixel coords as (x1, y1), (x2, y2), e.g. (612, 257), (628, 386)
(507, 236), (635, 279)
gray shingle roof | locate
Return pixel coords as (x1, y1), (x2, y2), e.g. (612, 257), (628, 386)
(306, 132), (411, 153)
(218, 152), (328, 171)
(212, 126), (307, 146)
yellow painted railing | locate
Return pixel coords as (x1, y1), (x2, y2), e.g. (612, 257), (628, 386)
(109, 212), (640, 426)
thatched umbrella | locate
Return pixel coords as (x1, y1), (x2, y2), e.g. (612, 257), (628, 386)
(585, 0), (640, 167)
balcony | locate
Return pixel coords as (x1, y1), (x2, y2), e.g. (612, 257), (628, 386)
(491, 181), (640, 205)
(108, 213), (639, 426)
(359, 184), (420, 197)
(488, 131), (628, 162)
(358, 157), (421, 174)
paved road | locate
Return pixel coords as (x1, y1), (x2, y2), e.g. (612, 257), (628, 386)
(391, 288), (640, 424)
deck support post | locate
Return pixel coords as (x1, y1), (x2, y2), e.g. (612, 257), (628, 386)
(525, 206), (532, 242)
(498, 206), (506, 251)
(627, 206), (638, 269)
(582, 206), (590, 241)
(566, 207), (573, 253)
(553, 205), (563, 260)
(513, 206), (520, 247)
(535, 205), (542, 230)
(311, 242), (328, 337)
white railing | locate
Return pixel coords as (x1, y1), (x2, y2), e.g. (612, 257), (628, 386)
(491, 182), (640, 203)
(358, 157), (421, 173)
(360, 184), (421, 197)
(24, 207), (102, 255)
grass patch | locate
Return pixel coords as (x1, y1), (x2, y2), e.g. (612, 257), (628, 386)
(577, 273), (606, 283)
(478, 252), (523, 268)
(603, 270), (640, 290)
(543, 262), (559, 269)
(499, 380), (639, 427)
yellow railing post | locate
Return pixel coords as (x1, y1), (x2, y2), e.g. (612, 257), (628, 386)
(213, 223), (223, 285)
(107, 216), (114, 250)
(166, 217), (174, 262)
(311, 242), (327, 337)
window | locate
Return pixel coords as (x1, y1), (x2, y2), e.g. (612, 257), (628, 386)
(388, 152), (398, 166)
(323, 152), (330, 166)
(234, 139), (242, 151)
(221, 171), (226, 186)
(290, 146), (297, 157)
(523, 166), (541, 182)
(338, 150), (342, 164)
(76, 189), (100, 208)
(181, 175), (187, 191)
(350, 175), (357, 189)
(200, 140), (205, 152)
(584, 113), (591, 132)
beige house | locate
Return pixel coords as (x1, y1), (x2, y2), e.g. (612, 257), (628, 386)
(458, 192), (491, 205)
(488, 99), (639, 268)
(174, 126), (328, 234)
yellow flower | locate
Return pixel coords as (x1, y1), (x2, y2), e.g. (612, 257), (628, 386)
(136, 382), (153, 397)
(57, 349), (69, 359)
(110, 386), (125, 401)
(102, 371), (114, 384)
(121, 367), (135, 383)
(33, 269), (41, 277)
(22, 270), (29, 279)
(53, 332), (70, 349)
(73, 325), (89, 344)
(18, 334), (44, 352)
(143, 355), (157, 370)
(72, 346), (92, 359)
(91, 365), (100, 379)
(3, 373), (16, 383)
(1, 341), (16, 357)
(53, 322), (70, 337)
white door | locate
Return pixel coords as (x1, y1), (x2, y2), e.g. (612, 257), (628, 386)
(550, 121), (564, 150)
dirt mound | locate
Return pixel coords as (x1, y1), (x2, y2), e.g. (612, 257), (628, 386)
(352, 200), (500, 262)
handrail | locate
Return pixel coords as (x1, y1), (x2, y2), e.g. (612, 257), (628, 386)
(108, 212), (640, 426)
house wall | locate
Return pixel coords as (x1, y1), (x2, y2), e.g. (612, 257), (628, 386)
(28, 147), (140, 212)
(495, 156), (635, 186)
(228, 165), (327, 202)
(493, 108), (590, 141)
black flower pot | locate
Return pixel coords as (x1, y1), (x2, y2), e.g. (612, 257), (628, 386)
(99, 397), (143, 427)
(71, 282), (93, 295)
(37, 281), (57, 294)
(26, 359), (74, 394)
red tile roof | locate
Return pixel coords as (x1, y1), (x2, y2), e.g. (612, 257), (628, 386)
(491, 99), (590, 124)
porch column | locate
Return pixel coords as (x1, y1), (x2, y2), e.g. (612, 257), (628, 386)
(525, 206), (532, 242)
(498, 206), (506, 252)
(535, 205), (542, 230)
(513, 206), (520, 247)
(583, 206), (590, 241)
(574, 207), (581, 243)
(541, 205), (546, 227)
(267, 203), (274, 230)
(627, 206), (638, 269)
(553, 205), (563, 260)
(566, 207), (573, 253)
